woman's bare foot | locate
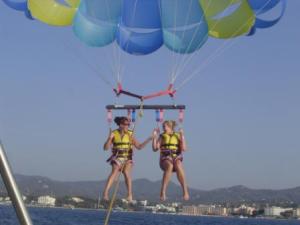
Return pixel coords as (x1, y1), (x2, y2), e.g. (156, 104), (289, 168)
(102, 194), (109, 201)
(127, 195), (133, 202)
(160, 192), (167, 201)
(183, 192), (190, 201)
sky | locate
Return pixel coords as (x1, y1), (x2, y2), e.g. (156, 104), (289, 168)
(0, 1), (299, 190)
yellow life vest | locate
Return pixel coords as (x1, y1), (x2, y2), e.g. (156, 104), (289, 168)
(112, 129), (133, 159)
(160, 132), (181, 158)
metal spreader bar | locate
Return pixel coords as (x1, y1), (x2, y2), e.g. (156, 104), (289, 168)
(106, 105), (186, 110)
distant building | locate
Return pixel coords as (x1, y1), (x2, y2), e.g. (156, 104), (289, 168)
(63, 204), (75, 209)
(182, 205), (227, 216)
(234, 204), (256, 215)
(37, 196), (56, 207)
(71, 197), (84, 203)
(210, 205), (228, 216)
(144, 205), (157, 212)
(293, 208), (300, 218)
(264, 207), (293, 217)
(171, 202), (180, 208)
(131, 200), (137, 205)
(121, 198), (137, 205)
(182, 205), (199, 215)
(155, 204), (176, 213)
(139, 200), (148, 206)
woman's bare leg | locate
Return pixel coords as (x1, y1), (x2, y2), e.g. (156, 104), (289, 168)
(122, 162), (133, 202)
(102, 164), (120, 201)
(160, 160), (173, 201)
(174, 160), (189, 201)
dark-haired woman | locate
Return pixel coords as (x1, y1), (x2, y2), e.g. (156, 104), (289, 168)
(102, 116), (152, 202)
(152, 120), (189, 201)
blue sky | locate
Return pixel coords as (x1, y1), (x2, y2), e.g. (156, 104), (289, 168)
(0, 1), (299, 190)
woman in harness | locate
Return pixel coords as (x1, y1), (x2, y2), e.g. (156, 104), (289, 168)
(103, 116), (152, 202)
(152, 120), (189, 201)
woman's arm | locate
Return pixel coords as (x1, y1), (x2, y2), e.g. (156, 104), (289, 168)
(103, 129), (114, 151)
(179, 128), (187, 152)
(152, 129), (160, 152)
(132, 136), (152, 150)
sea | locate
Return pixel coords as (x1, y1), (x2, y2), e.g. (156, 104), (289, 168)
(0, 205), (299, 225)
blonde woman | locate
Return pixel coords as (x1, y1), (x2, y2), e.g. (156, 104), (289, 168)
(152, 120), (189, 201)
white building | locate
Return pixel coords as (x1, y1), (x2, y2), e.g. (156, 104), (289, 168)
(71, 197), (84, 203)
(235, 205), (256, 215)
(155, 204), (176, 213)
(182, 205), (227, 216)
(264, 207), (293, 217)
(210, 205), (228, 216)
(293, 208), (300, 218)
(171, 202), (180, 208)
(37, 196), (56, 207)
(139, 200), (148, 206)
(121, 198), (137, 205)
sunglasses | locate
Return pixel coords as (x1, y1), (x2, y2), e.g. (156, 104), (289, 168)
(121, 123), (130, 126)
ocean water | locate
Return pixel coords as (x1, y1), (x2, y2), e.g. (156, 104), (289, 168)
(0, 205), (299, 225)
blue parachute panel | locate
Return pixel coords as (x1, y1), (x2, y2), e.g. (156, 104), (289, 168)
(73, 0), (122, 47)
(2, 0), (33, 19)
(160, 0), (208, 53)
(81, 0), (122, 22)
(121, 0), (161, 29)
(248, 0), (280, 15)
(248, 0), (286, 35)
(116, 0), (163, 55)
(2, 0), (27, 11)
(116, 27), (163, 55)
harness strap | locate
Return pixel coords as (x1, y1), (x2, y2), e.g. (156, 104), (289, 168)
(161, 144), (179, 147)
(113, 142), (131, 146)
(161, 149), (181, 157)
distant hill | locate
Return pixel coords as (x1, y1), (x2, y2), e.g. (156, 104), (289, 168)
(1, 174), (300, 204)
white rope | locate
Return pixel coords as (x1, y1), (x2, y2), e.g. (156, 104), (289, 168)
(175, 0), (274, 91)
(172, 0), (235, 83)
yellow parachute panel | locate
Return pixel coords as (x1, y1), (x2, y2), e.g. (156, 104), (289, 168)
(199, 0), (255, 38)
(28, 0), (80, 26)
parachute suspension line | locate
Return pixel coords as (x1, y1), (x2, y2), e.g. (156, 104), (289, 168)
(156, 0), (177, 84)
(27, 2), (116, 87)
(103, 102), (144, 225)
(118, 0), (139, 83)
(104, 0), (122, 84)
(169, 0), (195, 83)
(169, 0), (179, 84)
(60, 39), (114, 88)
(171, 0), (215, 83)
(171, 0), (234, 83)
(175, 0), (275, 88)
(175, 0), (275, 91)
